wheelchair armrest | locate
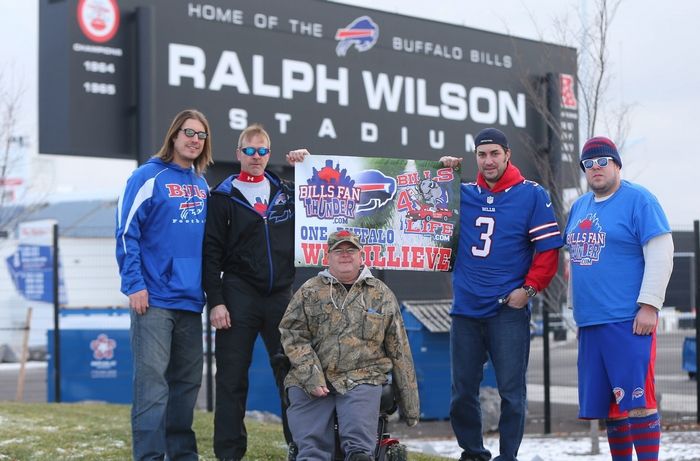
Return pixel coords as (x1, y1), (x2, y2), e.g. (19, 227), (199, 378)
(380, 382), (397, 415)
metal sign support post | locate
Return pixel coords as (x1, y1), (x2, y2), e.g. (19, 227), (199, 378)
(52, 223), (61, 402)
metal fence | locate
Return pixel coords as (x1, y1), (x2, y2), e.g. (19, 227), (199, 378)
(527, 308), (699, 434)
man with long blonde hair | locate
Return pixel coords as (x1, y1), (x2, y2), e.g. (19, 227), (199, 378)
(116, 109), (213, 461)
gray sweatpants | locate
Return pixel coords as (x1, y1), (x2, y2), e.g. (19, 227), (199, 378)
(287, 384), (382, 461)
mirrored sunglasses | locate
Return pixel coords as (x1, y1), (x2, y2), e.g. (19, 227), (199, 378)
(581, 156), (613, 169)
(179, 128), (208, 140)
(240, 146), (271, 156)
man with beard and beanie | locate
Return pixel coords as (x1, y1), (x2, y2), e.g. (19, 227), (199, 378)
(280, 230), (419, 461)
(440, 128), (563, 461)
(566, 136), (673, 461)
(202, 123), (307, 461)
(116, 108), (213, 461)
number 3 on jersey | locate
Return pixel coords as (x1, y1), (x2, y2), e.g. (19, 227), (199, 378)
(472, 216), (495, 257)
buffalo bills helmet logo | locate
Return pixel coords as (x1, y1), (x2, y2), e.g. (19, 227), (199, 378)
(179, 196), (204, 220)
(335, 16), (379, 57)
(355, 169), (396, 216)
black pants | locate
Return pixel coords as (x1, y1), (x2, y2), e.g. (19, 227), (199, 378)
(213, 274), (292, 460)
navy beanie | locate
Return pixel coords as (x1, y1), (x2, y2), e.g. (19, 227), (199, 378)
(580, 136), (622, 172)
(474, 128), (509, 149)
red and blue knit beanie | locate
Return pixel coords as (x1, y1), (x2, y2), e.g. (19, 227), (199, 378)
(580, 136), (622, 172)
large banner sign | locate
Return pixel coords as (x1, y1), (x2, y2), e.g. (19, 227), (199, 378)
(295, 155), (460, 271)
(39, 0), (578, 185)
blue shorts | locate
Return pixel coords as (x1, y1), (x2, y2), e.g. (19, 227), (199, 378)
(577, 320), (657, 419)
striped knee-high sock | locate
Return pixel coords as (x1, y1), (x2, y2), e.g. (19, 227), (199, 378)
(606, 418), (633, 461)
(630, 413), (661, 461)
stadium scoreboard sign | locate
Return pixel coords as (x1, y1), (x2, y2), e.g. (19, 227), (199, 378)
(40, 0), (578, 181)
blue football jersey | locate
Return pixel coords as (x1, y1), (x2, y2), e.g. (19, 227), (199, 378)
(451, 180), (563, 318)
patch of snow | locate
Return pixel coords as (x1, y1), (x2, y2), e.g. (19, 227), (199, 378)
(405, 432), (700, 461)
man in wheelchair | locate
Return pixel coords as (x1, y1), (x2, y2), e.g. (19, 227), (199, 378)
(279, 230), (420, 460)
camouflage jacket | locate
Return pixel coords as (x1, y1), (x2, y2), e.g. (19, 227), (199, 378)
(280, 266), (420, 424)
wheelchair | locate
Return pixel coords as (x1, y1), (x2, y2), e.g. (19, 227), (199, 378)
(288, 383), (408, 461)
(274, 354), (408, 461)
(360, 382), (408, 461)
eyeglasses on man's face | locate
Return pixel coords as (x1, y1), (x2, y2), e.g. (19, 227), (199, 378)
(330, 247), (360, 256)
(239, 146), (271, 157)
(179, 128), (208, 140)
(581, 156), (613, 169)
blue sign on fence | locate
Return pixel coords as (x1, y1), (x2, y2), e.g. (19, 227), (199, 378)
(5, 244), (67, 304)
(48, 329), (133, 403)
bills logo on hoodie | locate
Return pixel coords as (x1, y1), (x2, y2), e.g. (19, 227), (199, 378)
(166, 184), (207, 223)
(178, 197), (205, 221)
(165, 184), (207, 199)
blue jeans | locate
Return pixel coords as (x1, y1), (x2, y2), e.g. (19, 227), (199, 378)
(450, 306), (531, 461)
(130, 307), (203, 461)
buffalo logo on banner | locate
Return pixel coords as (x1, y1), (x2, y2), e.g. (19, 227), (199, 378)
(355, 169), (397, 216)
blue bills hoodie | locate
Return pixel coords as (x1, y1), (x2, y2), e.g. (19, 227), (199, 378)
(116, 158), (209, 312)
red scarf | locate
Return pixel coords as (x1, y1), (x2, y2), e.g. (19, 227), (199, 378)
(476, 163), (524, 193)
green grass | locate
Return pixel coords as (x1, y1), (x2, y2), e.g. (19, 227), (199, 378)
(0, 402), (450, 460)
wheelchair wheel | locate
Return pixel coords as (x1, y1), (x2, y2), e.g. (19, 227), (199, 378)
(384, 443), (407, 461)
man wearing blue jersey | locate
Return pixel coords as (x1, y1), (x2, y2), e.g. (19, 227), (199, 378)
(441, 128), (562, 461)
(566, 137), (673, 461)
(116, 109), (213, 461)
(203, 124), (308, 461)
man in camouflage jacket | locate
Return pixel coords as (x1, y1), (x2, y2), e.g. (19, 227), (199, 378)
(280, 230), (419, 460)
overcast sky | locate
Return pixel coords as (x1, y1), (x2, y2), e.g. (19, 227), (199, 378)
(1, 0), (698, 227)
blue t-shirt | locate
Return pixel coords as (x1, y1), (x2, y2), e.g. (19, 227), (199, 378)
(451, 180), (563, 318)
(565, 180), (670, 326)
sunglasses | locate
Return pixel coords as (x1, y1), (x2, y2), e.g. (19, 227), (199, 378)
(581, 157), (613, 169)
(239, 146), (271, 156)
(238, 147), (270, 157)
(179, 128), (208, 140)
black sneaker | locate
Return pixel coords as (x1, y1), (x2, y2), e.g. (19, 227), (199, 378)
(459, 453), (491, 461)
(347, 453), (372, 461)
(287, 442), (298, 461)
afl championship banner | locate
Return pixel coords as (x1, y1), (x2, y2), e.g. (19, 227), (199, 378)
(294, 155), (460, 271)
